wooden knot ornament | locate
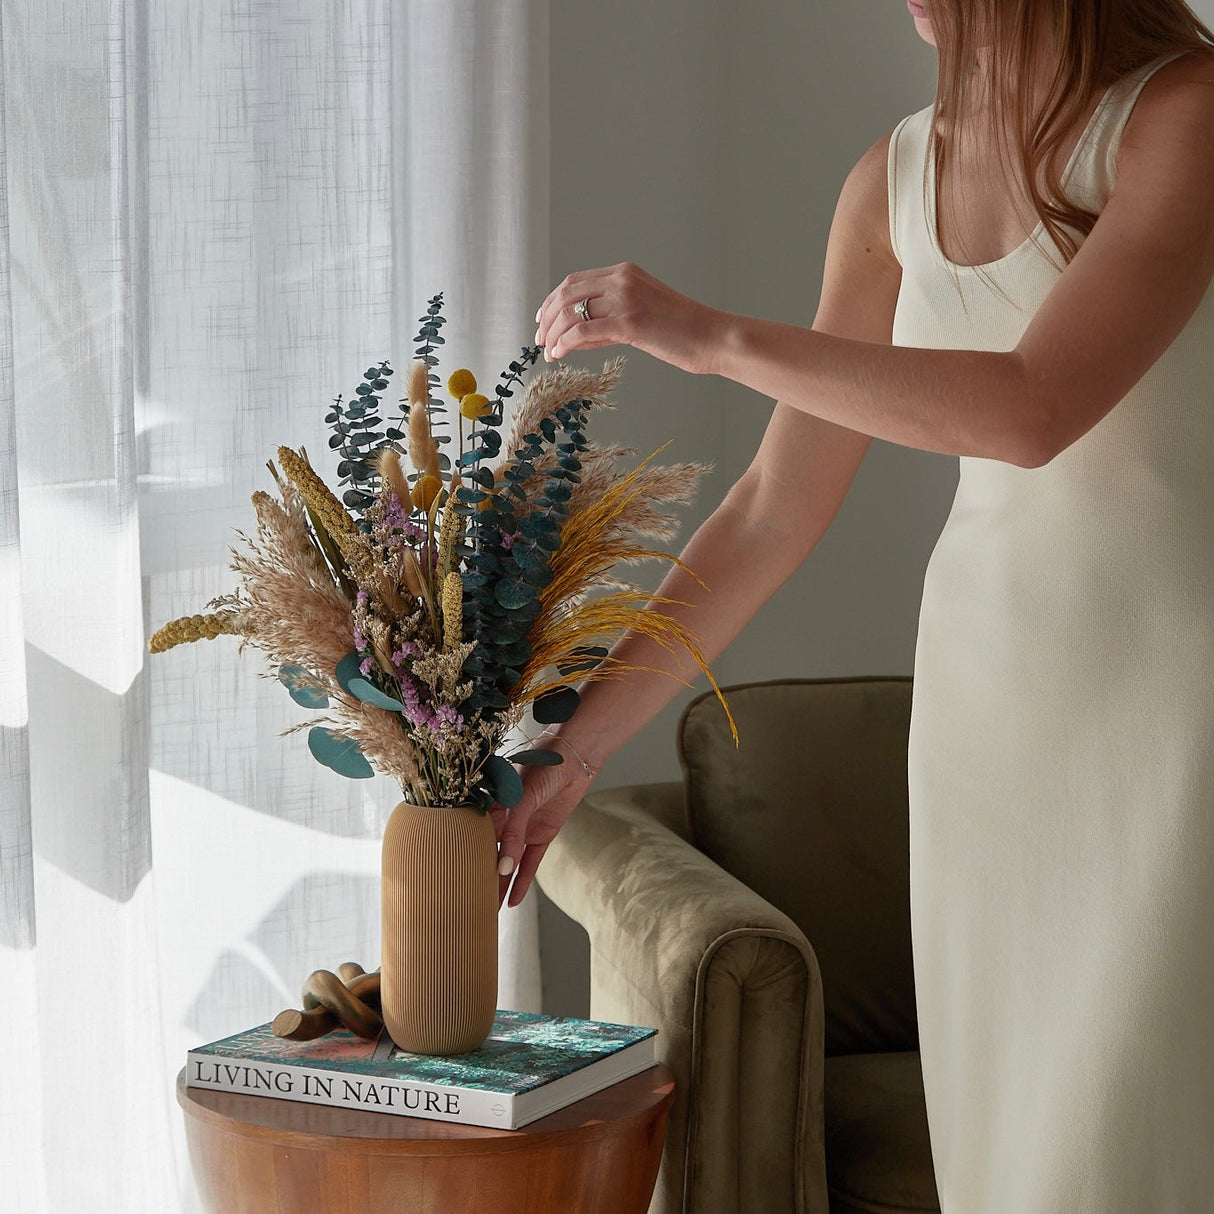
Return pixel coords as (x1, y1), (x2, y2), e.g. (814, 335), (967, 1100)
(272, 961), (384, 1041)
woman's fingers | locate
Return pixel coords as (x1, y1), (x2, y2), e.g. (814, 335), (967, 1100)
(535, 261), (725, 374)
(540, 297), (623, 362)
(494, 755), (594, 909)
(536, 265), (619, 337)
(503, 842), (551, 908)
(536, 263), (641, 359)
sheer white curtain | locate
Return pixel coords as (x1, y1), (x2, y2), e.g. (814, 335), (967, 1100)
(0, 0), (549, 1208)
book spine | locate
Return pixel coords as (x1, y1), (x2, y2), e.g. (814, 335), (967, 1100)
(187, 1053), (518, 1129)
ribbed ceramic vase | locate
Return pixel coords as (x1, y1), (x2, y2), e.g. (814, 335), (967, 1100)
(380, 800), (498, 1055)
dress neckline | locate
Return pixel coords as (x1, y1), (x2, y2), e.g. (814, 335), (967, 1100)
(926, 77), (1120, 273)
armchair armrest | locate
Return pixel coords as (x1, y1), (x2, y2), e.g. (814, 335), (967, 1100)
(538, 784), (829, 1214)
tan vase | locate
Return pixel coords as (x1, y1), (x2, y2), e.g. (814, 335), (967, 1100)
(380, 800), (499, 1055)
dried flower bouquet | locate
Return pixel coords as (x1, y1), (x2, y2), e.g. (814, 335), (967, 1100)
(150, 295), (733, 810)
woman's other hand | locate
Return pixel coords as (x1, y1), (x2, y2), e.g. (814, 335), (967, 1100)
(491, 738), (598, 909)
(535, 262), (730, 374)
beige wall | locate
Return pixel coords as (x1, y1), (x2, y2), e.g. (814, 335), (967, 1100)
(547, 1), (952, 788)
(539, 0), (952, 1015)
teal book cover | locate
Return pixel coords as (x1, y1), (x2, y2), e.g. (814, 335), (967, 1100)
(188, 1009), (658, 1129)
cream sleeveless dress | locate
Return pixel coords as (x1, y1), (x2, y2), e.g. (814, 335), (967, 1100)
(890, 56), (1214, 1212)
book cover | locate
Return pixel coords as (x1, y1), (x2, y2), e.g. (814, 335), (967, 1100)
(187, 1008), (658, 1130)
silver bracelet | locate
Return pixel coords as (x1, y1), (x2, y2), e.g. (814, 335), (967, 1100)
(547, 734), (598, 778)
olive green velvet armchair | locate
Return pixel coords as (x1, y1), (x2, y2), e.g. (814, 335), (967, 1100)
(537, 677), (940, 1214)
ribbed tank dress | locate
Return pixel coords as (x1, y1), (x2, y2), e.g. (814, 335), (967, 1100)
(889, 55), (1214, 1212)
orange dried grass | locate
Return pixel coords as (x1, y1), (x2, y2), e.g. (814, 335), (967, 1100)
(515, 447), (737, 740)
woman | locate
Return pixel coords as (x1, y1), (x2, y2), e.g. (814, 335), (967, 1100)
(498, 1), (1214, 1208)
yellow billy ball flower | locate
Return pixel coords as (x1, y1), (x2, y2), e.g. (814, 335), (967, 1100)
(447, 368), (477, 399)
(411, 474), (443, 512)
(459, 392), (491, 420)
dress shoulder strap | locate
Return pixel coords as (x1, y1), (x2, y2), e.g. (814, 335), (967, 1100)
(1068, 52), (1191, 206)
(887, 104), (934, 268)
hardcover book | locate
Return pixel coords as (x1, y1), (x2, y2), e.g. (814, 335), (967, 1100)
(187, 1008), (658, 1129)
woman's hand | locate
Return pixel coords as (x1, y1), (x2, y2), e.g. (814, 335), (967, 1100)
(491, 738), (599, 909)
(535, 262), (730, 375)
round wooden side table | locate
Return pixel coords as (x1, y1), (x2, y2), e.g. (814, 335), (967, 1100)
(178, 1063), (675, 1214)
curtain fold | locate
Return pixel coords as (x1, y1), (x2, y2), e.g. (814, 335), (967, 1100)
(0, 9), (48, 1212)
(1, 1), (549, 1207)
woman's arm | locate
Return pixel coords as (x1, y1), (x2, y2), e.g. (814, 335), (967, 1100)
(495, 138), (902, 906)
(538, 54), (1214, 469)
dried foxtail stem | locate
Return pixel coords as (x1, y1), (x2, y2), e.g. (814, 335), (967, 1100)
(267, 462), (352, 596)
(149, 611), (242, 653)
(435, 475), (463, 583)
(276, 446), (361, 572)
(441, 572), (463, 652)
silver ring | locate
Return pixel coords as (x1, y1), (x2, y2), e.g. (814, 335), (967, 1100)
(574, 297), (591, 322)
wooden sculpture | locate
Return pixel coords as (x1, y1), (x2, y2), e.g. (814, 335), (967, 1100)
(272, 961), (383, 1041)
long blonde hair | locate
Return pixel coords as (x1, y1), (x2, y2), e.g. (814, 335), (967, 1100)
(928, 0), (1214, 263)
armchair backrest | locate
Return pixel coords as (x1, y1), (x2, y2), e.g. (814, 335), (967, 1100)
(678, 677), (917, 1056)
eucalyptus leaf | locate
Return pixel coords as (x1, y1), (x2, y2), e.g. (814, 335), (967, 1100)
(534, 685), (580, 725)
(510, 542), (547, 569)
(278, 664), (330, 709)
(495, 580), (534, 610)
(522, 565), (553, 588)
(335, 651), (365, 693)
(496, 640), (532, 666)
(308, 727), (374, 779)
(465, 786), (495, 811)
(483, 755), (524, 808)
(346, 677), (405, 712)
(504, 748), (564, 767)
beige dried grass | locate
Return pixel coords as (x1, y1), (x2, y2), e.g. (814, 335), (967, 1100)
(502, 358), (624, 458)
(222, 485), (355, 680)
